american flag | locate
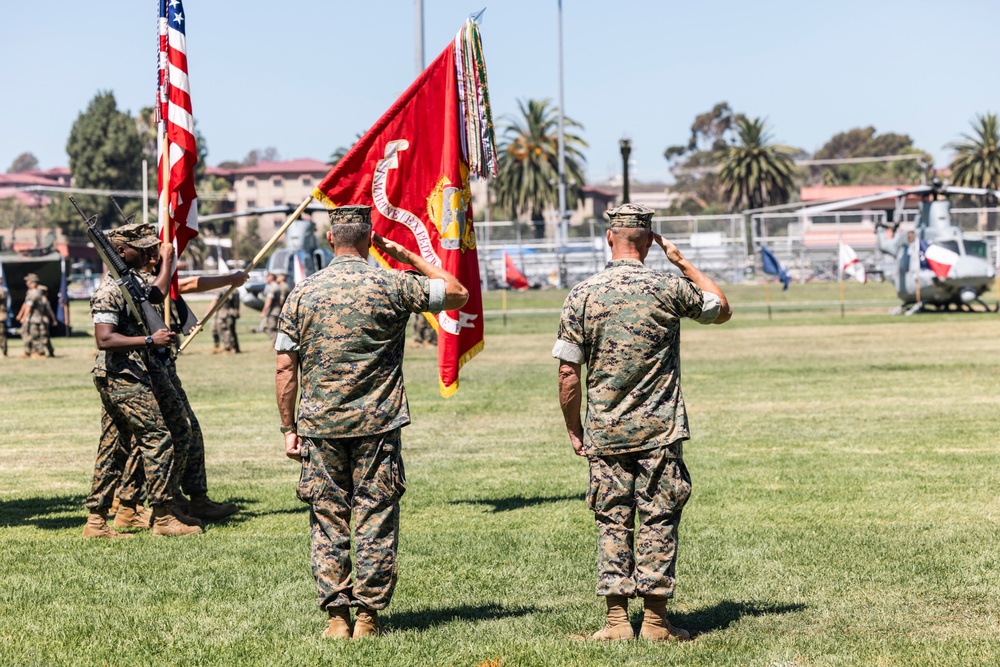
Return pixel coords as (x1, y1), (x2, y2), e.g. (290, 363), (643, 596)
(158, 0), (199, 296)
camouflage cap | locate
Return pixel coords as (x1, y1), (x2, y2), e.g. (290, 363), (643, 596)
(24, 273), (40, 283)
(135, 223), (160, 247)
(271, 268), (288, 276)
(108, 222), (161, 248)
(328, 205), (372, 226)
(606, 203), (655, 229)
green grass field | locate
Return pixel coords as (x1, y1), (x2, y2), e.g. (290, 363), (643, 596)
(2, 284), (1000, 666)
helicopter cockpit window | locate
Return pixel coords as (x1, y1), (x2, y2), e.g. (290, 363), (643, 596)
(937, 240), (961, 255)
(963, 240), (988, 259)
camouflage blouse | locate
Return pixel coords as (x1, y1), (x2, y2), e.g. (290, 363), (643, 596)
(553, 259), (719, 456)
(90, 273), (149, 381)
(277, 256), (438, 438)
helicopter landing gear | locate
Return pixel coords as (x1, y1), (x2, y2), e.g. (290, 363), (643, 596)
(903, 301), (924, 316)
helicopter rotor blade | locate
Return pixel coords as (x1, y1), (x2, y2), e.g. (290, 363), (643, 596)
(797, 187), (931, 215)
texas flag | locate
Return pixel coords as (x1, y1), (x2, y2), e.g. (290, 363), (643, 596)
(919, 240), (957, 279)
(839, 242), (866, 283)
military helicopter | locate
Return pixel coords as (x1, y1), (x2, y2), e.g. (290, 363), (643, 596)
(198, 205), (333, 311)
(798, 180), (998, 313)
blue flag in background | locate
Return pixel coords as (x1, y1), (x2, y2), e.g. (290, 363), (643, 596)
(759, 246), (790, 290)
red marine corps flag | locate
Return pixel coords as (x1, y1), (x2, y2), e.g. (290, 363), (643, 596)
(157, 0), (200, 298)
(313, 19), (497, 397)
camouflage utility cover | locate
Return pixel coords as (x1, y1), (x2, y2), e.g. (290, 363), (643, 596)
(108, 222), (160, 248)
(553, 259), (719, 456)
(90, 273), (150, 380)
(277, 255), (438, 437)
(329, 205), (372, 225)
(606, 203), (655, 229)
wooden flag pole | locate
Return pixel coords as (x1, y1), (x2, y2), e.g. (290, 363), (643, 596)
(501, 286), (507, 327)
(179, 195), (314, 352)
(162, 132), (172, 329)
(765, 277), (772, 320)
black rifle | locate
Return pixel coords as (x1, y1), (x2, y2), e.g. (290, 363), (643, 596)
(70, 197), (168, 336)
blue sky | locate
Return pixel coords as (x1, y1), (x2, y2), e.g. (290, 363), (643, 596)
(1, 0), (997, 184)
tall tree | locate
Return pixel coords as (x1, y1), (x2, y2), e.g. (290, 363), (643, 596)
(717, 116), (797, 211)
(663, 102), (745, 213)
(492, 99), (587, 238)
(7, 152), (39, 173)
(47, 91), (143, 238)
(813, 126), (930, 185)
(949, 113), (1000, 203)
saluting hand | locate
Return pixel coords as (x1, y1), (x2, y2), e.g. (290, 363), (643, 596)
(372, 232), (415, 266)
(652, 232), (685, 265)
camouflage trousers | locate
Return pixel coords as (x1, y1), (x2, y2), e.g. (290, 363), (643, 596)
(0, 319), (6, 356)
(262, 315), (279, 343)
(24, 321), (49, 356)
(117, 363), (208, 502)
(86, 375), (181, 510)
(297, 429), (407, 611)
(217, 315), (240, 352)
(587, 442), (692, 599)
(412, 314), (437, 346)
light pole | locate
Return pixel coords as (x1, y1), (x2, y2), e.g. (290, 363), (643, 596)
(415, 0), (425, 75)
(556, 0), (568, 249)
(619, 138), (631, 204)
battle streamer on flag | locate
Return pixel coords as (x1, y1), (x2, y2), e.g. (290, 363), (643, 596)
(157, 0), (200, 298)
(311, 19), (497, 397)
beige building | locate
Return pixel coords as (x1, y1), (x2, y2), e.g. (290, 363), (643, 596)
(208, 159), (331, 235)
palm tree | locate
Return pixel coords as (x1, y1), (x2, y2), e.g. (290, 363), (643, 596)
(717, 116), (797, 211)
(949, 113), (1000, 198)
(492, 99), (587, 238)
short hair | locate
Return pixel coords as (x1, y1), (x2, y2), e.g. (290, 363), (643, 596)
(610, 226), (650, 247)
(329, 222), (372, 248)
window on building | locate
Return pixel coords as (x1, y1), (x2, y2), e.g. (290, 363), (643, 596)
(273, 177), (282, 186)
(246, 178), (255, 187)
(275, 220), (282, 228)
(302, 177), (312, 186)
(247, 199), (256, 208)
(273, 199), (283, 207)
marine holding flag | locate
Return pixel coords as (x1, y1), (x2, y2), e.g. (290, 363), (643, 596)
(157, 0), (199, 298)
(275, 19), (495, 639)
(310, 19), (496, 397)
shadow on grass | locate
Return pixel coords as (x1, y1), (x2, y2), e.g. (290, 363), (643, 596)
(450, 493), (585, 513)
(671, 600), (807, 637)
(0, 495), (86, 530)
(386, 603), (538, 632)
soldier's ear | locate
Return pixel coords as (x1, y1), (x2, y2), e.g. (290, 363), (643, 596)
(606, 229), (613, 248)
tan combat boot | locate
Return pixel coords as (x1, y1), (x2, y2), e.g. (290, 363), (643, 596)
(113, 502), (152, 529)
(640, 596), (690, 642)
(82, 511), (133, 539)
(352, 608), (381, 638)
(322, 606), (352, 639)
(591, 595), (634, 641)
(188, 494), (239, 521)
(151, 504), (202, 537)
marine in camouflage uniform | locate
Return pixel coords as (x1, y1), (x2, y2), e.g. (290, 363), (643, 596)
(213, 289), (241, 353)
(0, 284), (7, 357)
(110, 241), (239, 522)
(275, 204), (464, 639)
(84, 222), (199, 538)
(260, 270), (288, 343)
(553, 204), (731, 642)
(18, 274), (54, 358)
(411, 312), (437, 347)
